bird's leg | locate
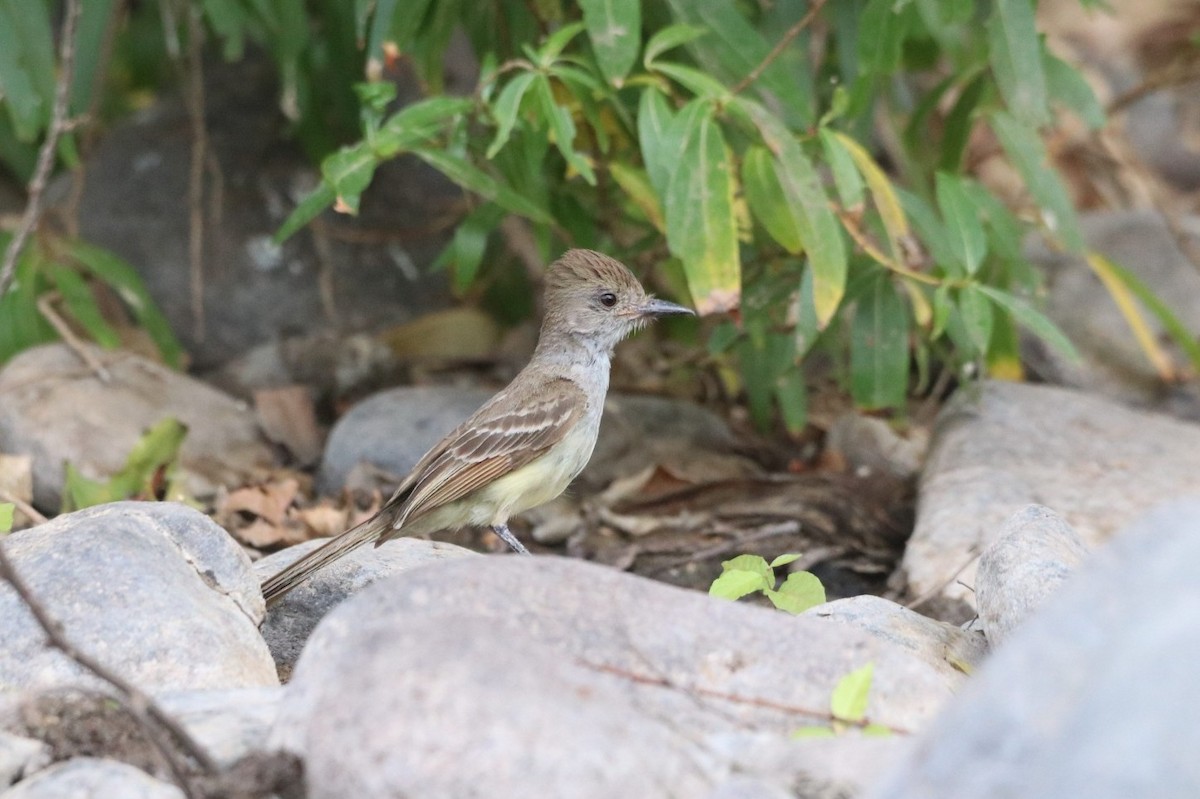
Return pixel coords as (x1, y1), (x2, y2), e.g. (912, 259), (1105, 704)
(491, 523), (531, 555)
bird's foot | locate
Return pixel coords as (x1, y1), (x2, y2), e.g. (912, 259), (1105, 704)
(491, 523), (531, 555)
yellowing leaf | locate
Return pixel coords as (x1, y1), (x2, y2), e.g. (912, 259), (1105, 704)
(1085, 252), (1177, 381)
(829, 131), (910, 261)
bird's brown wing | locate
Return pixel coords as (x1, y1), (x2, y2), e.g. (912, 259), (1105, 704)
(377, 377), (587, 540)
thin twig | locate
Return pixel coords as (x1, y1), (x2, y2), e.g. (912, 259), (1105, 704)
(0, 540), (219, 797)
(185, 4), (208, 342)
(0, 491), (48, 527)
(0, 0), (84, 298)
(1107, 61), (1200, 116)
(36, 293), (112, 382)
(904, 547), (979, 610)
(731, 0), (828, 96)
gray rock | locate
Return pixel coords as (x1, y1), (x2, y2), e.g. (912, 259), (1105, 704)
(825, 413), (929, 481)
(254, 537), (477, 677)
(709, 734), (913, 799)
(870, 499), (1200, 799)
(318, 387), (745, 495)
(0, 344), (275, 510)
(975, 505), (1088, 646)
(0, 733), (46, 789)
(1025, 210), (1200, 417)
(900, 380), (1200, 621)
(0, 502), (276, 693)
(0, 758), (183, 799)
(274, 557), (955, 798)
(54, 56), (455, 369)
(157, 688), (282, 769)
(805, 596), (987, 684)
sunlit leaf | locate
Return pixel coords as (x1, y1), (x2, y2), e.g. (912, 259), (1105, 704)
(0, 502), (12, 533)
(770, 553), (801, 568)
(830, 662), (875, 723)
(766, 570), (826, 614)
(709, 554), (773, 599)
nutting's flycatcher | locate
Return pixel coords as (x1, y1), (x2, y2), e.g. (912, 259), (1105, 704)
(261, 249), (694, 605)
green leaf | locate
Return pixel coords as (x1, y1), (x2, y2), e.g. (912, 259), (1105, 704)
(651, 61), (729, 98)
(959, 284), (994, 355)
(819, 129), (865, 210)
(851, 276), (909, 410)
(414, 149), (553, 224)
(990, 111), (1083, 251)
(537, 21), (586, 65)
(275, 182), (336, 243)
(643, 23), (708, 66)
(709, 554), (774, 600)
(828, 131), (910, 260)
(775, 369), (808, 435)
(766, 570), (826, 614)
(49, 267), (120, 349)
(740, 101), (846, 327)
(940, 71), (987, 172)
(830, 662), (875, 723)
(664, 104), (740, 314)
(62, 418), (188, 512)
(1043, 48), (1104, 129)
(68, 242), (185, 369)
(770, 553), (802, 568)
(72, 0), (117, 115)
(0, 1), (50, 141)
(321, 143), (378, 215)
(579, 0), (640, 85)
(608, 161), (664, 230)
(488, 72), (537, 158)
(375, 96), (472, 157)
(977, 285), (1081, 363)
(792, 726), (837, 739)
(443, 203), (504, 293)
(533, 74), (596, 184)
(862, 723), (893, 737)
(638, 87), (676, 198)
(936, 172), (987, 275)
(742, 146), (803, 253)
(987, 0), (1048, 127)
(0, 502), (12, 533)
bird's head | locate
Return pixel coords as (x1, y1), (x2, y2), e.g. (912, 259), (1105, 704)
(539, 249), (694, 353)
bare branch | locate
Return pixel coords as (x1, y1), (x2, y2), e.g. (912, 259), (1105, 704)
(731, 0), (828, 96)
(0, 0), (84, 298)
(185, 4), (209, 342)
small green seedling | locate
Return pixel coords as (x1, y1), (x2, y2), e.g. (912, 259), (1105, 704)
(793, 662), (893, 738)
(0, 503), (13, 534)
(708, 553), (826, 614)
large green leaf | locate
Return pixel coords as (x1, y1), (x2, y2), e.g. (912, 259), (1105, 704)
(851, 276), (909, 410)
(664, 105), (739, 314)
(986, 0), (1048, 128)
(579, 0), (640, 86)
(990, 110), (1083, 251)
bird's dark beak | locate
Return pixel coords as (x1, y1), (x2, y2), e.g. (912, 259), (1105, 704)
(639, 297), (695, 317)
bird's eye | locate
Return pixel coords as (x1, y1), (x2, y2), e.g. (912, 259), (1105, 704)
(599, 292), (618, 308)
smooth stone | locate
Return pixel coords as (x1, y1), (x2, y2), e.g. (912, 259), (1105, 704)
(804, 596), (988, 684)
(0, 733), (46, 789)
(709, 734), (913, 799)
(870, 499), (1200, 799)
(975, 505), (1089, 646)
(0, 344), (275, 510)
(899, 380), (1200, 621)
(0, 758), (182, 799)
(157, 687), (282, 769)
(274, 557), (954, 798)
(825, 413), (929, 481)
(255, 537), (477, 678)
(0, 502), (276, 693)
(317, 387), (745, 495)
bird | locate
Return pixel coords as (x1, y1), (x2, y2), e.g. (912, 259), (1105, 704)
(261, 249), (694, 605)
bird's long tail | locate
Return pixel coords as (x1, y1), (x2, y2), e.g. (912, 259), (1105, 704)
(261, 513), (390, 606)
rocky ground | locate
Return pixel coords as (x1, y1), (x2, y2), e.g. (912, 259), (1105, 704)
(2, 7), (1200, 795)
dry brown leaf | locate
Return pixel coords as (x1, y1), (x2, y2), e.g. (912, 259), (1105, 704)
(254, 386), (324, 465)
(220, 478), (300, 526)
